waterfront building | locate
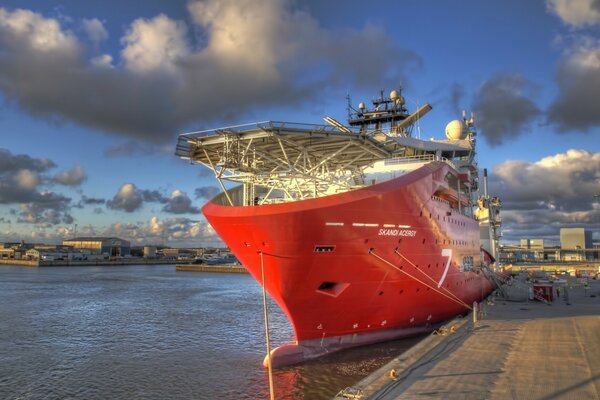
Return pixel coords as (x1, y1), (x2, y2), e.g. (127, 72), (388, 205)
(0, 247), (15, 259)
(158, 248), (180, 259)
(0, 242), (31, 260)
(530, 239), (544, 249)
(560, 228), (593, 261)
(62, 237), (131, 257)
(143, 246), (157, 258)
(25, 248), (67, 261)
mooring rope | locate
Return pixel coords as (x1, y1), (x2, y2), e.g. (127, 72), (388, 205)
(369, 249), (472, 311)
(393, 249), (470, 309)
(260, 251), (276, 400)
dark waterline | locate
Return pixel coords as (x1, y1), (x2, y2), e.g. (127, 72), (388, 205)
(0, 265), (421, 399)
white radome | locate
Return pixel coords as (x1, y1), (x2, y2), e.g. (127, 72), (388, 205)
(445, 119), (467, 140)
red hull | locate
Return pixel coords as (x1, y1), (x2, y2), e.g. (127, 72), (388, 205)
(203, 161), (494, 367)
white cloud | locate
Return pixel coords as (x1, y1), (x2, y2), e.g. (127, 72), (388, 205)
(495, 149), (600, 202)
(149, 216), (162, 234)
(0, 149), (74, 226)
(188, 0), (306, 75)
(0, 2), (419, 142)
(492, 149), (600, 242)
(0, 8), (79, 52)
(163, 189), (199, 214)
(121, 14), (190, 74)
(52, 165), (86, 186)
(107, 183), (144, 212)
(104, 216), (219, 246)
(91, 54), (113, 68)
(81, 18), (108, 45)
(547, 0), (600, 27)
(15, 169), (40, 190)
(106, 183), (170, 212)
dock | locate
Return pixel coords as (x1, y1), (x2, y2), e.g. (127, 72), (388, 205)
(335, 278), (600, 399)
(175, 263), (247, 273)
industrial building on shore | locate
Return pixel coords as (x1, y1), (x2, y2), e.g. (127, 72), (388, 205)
(500, 227), (598, 263)
(62, 237), (131, 257)
(0, 238), (231, 265)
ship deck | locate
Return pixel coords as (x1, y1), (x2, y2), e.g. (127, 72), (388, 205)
(335, 277), (600, 399)
(175, 120), (475, 206)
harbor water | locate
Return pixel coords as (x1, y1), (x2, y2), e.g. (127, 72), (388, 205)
(0, 265), (421, 399)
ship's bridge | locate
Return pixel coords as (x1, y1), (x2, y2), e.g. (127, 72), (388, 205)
(175, 119), (476, 207)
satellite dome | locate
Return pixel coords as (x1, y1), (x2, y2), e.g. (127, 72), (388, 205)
(390, 90), (399, 100)
(445, 120), (467, 140)
(358, 102), (365, 110)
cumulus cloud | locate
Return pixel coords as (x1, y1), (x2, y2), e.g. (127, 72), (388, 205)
(81, 18), (108, 45)
(16, 192), (73, 225)
(162, 190), (200, 214)
(0, 8), (80, 53)
(0, 148), (60, 207)
(106, 183), (145, 212)
(100, 216), (219, 246)
(90, 54), (113, 68)
(491, 149), (600, 242)
(142, 189), (168, 203)
(52, 165), (86, 186)
(145, 216), (218, 245)
(547, 42), (600, 132)
(15, 169), (41, 190)
(547, 0), (600, 27)
(121, 14), (190, 74)
(0, 148), (55, 173)
(106, 183), (171, 212)
(0, 2), (420, 143)
(472, 74), (541, 146)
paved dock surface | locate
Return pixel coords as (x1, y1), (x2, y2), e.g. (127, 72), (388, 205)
(337, 278), (600, 400)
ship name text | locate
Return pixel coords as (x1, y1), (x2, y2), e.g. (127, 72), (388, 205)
(378, 228), (417, 237)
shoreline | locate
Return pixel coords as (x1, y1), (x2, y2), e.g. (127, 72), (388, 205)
(0, 259), (181, 267)
(175, 263), (247, 273)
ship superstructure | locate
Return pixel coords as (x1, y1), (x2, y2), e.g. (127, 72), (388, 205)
(176, 89), (499, 367)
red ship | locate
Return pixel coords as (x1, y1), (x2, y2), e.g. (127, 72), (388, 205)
(176, 89), (502, 367)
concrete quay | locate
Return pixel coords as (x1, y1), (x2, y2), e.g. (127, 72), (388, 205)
(335, 278), (600, 400)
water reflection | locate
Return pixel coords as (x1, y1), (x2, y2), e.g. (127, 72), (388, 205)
(0, 265), (420, 399)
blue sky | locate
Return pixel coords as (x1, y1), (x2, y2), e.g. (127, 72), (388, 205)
(0, 0), (599, 247)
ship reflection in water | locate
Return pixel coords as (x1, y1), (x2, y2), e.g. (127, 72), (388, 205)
(0, 265), (421, 400)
